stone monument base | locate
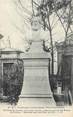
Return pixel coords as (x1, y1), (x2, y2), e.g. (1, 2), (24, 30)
(20, 41), (53, 98)
(20, 58), (53, 97)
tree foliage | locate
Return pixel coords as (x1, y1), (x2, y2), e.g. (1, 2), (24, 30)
(32, 0), (73, 74)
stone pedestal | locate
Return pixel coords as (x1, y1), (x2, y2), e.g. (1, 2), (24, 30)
(20, 41), (53, 98)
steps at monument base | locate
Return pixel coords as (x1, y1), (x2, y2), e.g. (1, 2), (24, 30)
(18, 97), (56, 106)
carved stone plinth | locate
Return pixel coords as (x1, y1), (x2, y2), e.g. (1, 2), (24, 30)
(20, 41), (54, 98)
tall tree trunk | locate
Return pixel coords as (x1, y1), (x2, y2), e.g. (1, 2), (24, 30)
(48, 15), (54, 75)
(50, 30), (54, 75)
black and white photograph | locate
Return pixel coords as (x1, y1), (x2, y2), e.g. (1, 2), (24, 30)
(0, 0), (73, 116)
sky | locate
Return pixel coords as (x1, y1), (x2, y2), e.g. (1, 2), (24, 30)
(0, 0), (32, 51)
(0, 0), (69, 52)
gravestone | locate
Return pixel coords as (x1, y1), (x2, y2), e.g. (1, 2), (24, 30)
(56, 39), (73, 100)
(0, 48), (24, 102)
(20, 41), (54, 98)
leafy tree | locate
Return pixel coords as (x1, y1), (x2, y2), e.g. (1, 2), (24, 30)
(32, 0), (73, 74)
(54, 0), (73, 41)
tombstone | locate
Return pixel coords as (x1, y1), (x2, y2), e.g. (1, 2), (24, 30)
(0, 48), (24, 103)
(56, 40), (73, 101)
(20, 40), (54, 99)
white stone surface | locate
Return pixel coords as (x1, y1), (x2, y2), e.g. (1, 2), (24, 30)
(20, 41), (54, 101)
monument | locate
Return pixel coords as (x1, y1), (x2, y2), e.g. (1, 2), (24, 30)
(0, 48), (24, 103)
(56, 37), (73, 100)
(20, 40), (54, 100)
